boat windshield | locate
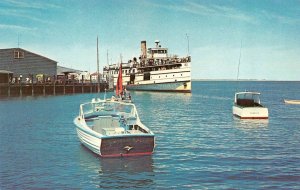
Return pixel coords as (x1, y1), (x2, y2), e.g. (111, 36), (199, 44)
(81, 102), (136, 119)
(236, 93), (260, 103)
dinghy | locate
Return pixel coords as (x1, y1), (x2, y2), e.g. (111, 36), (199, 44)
(284, 99), (300, 105)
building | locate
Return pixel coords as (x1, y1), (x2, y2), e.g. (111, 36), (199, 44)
(0, 48), (57, 82)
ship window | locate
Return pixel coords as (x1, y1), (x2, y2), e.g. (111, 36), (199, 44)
(166, 75), (167, 77)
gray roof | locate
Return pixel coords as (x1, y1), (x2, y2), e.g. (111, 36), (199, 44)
(0, 48), (57, 63)
(0, 70), (13, 74)
(57, 65), (82, 75)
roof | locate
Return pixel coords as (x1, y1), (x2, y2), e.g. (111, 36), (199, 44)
(0, 48), (57, 63)
(57, 65), (82, 75)
(0, 70), (13, 74)
(235, 92), (261, 95)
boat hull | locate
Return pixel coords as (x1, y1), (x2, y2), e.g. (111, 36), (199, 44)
(126, 81), (191, 93)
(75, 119), (155, 157)
(76, 127), (102, 155)
(232, 105), (269, 119)
(100, 136), (155, 157)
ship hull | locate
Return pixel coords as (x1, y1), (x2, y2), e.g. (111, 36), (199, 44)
(126, 81), (191, 93)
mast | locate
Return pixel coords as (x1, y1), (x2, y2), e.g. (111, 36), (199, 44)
(97, 36), (100, 93)
(236, 40), (242, 81)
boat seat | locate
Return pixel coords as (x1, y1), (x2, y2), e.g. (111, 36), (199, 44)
(237, 99), (255, 107)
(93, 116), (113, 133)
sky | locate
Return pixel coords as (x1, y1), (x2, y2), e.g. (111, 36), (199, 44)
(0, 0), (299, 80)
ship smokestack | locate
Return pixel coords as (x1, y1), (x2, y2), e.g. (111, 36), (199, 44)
(141, 41), (147, 59)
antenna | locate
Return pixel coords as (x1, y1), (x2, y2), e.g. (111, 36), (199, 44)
(236, 40), (242, 81)
(186, 33), (190, 55)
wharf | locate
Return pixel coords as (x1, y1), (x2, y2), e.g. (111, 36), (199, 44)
(0, 82), (110, 97)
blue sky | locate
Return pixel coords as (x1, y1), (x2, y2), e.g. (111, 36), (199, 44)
(0, 0), (299, 80)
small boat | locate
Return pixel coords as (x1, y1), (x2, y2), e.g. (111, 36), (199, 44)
(74, 98), (155, 157)
(284, 99), (300, 105)
(233, 92), (269, 119)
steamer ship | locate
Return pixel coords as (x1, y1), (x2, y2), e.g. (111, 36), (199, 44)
(103, 40), (191, 93)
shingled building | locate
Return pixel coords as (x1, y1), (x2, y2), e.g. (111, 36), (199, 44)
(0, 48), (57, 82)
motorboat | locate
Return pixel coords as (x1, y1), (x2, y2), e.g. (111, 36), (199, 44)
(233, 92), (268, 119)
(74, 98), (155, 157)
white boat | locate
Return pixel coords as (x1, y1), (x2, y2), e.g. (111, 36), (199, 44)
(74, 98), (155, 157)
(232, 92), (269, 119)
(103, 40), (191, 93)
(284, 99), (300, 105)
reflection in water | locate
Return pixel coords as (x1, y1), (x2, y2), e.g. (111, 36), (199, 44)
(78, 145), (155, 189)
(98, 155), (154, 174)
(233, 117), (269, 130)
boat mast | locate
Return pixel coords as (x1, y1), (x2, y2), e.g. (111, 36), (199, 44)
(97, 36), (100, 93)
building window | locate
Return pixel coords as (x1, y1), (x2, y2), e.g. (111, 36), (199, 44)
(14, 50), (24, 59)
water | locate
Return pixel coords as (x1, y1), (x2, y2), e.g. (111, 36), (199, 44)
(1, 81), (300, 189)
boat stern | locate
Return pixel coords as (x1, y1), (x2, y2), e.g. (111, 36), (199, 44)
(233, 105), (269, 119)
(100, 136), (155, 157)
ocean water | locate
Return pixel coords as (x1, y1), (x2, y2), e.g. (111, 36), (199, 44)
(0, 81), (300, 189)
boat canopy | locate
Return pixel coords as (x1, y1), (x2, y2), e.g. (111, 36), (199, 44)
(235, 92), (261, 104)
